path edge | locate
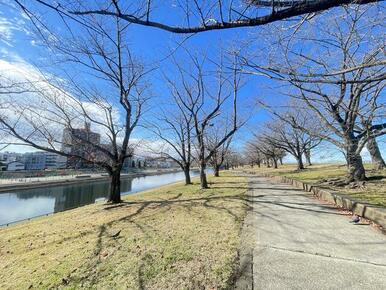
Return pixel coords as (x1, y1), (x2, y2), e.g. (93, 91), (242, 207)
(231, 177), (255, 290)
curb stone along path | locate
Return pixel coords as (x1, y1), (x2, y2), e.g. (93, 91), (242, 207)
(258, 172), (386, 230)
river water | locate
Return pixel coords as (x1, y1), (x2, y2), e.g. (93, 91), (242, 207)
(0, 170), (200, 226)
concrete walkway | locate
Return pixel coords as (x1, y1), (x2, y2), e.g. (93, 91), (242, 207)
(235, 176), (386, 290)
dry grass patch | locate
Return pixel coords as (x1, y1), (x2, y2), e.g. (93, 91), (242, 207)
(0, 172), (248, 290)
(243, 164), (386, 207)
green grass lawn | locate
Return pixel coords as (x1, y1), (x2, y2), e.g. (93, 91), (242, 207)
(245, 163), (386, 208)
(0, 172), (249, 290)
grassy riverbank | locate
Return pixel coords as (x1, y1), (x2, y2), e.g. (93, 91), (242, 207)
(245, 164), (386, 207)
(0, 172), (248, 290)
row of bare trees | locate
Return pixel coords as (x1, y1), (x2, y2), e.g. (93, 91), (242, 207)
(245, 137), (286, 169)
(147, 54), (242, 188)
(247, 110), (322, 170)
(243, 5), (385, 182)
(0, 19), (242, 203)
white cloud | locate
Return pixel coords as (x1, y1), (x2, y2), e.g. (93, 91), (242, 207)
(0, 18), (13, 46)
(0, 14), (29, 47)
(0, 58), (126, 152)
(0, 57), (38, 77)
(0, 0), (35, 46)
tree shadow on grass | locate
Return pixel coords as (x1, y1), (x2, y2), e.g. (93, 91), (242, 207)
(210, 180), (250, 184)
(243, 195), (346, 216)
(65, 176), (354, 288)
(99, 182), (346, 238)
(366, 175), (385, 181)
(212, 186), (252, 190)
(75, 191), (251, 288)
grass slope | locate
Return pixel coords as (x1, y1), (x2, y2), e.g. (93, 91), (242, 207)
(0, 172), (248, 290)
(248, 164), (386, 207)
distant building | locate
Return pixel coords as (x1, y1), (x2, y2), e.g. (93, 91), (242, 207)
(146, 157), (179, 168)
(122, 156), (180, 170)
(62, 123), (101, 168)
(0, 152), (24, 171)
(22, 152), (46, 170)
(0, 152), (22, 163)
(121, 155), (149, 171)
(22, 152), (67, 170)
(45, 153), (67, 169)
(6, 161), (25, 171)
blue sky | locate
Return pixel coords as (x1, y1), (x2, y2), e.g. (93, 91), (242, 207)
(0, 1), (384, 163)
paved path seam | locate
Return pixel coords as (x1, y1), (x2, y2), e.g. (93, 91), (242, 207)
(256, 245), (386, 267)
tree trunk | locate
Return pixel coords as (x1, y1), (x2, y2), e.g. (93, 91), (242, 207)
(183, 166), (191, 185)
(346, 141), (366, 182)
(214, 165), (220, 177)
(279, 157), (283, 165)
(200, 162), (208, 188)
(305, 149), (312, 166)
(296, 155), (304, 170)
(366, 136), (385, 170)
(108, 169), (122, 203)
(272, 158), (278, 169)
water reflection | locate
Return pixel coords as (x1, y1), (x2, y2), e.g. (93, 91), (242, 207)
(0, 171), (199, 225)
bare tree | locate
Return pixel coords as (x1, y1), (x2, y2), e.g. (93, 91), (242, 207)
(0, 15), (149, 203)
(224, 149), (244, 170)
(147, 101), (194, 185)
(206, 124), (233, 177)
(17, 0), (382, 34)
(244, 142), (263, 168)
(277, 151), (287, 166)
(304, 144), (313, 166)
(365, 136), (386, 170)
(242, 5), (386, 181)
(259, 112), (322, 170)
(249, 136), (285, 169)
(164, 53), (241, 188)
(256, 103), (324, 168)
